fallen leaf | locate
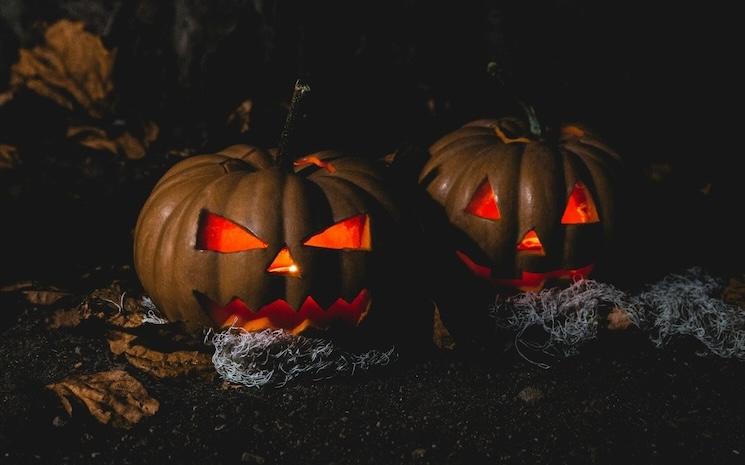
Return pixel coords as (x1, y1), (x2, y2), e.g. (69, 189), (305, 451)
(47, 370), (159, 428)
(0, 91), (13, 106)
(516, 386), (544, 404)
(0, 281), (33, 292)
(67, 122), (159, 159)
(23, 289), (70, 305)
(108, 331), (213, 379)
(67, 125), (118, 154)
(723, 275), (745, 309)
(432, 306), (456, 350)
(10, 20), (115, 118)
(607, 307), (633, 331)
(0, 144), (19, 170)
(48, 308), (83, 329)
(227, 99), (254, 133)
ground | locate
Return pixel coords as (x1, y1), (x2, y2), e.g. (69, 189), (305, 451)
(1, 269), (744, 465)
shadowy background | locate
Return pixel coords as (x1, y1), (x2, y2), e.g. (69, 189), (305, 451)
(0, 0), (740, 287)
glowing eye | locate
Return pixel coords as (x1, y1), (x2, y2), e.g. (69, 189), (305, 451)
(197, 212), (268, 253)
(561, 182), (600, 224)
(303, 214), (371, 250)
(465, 178), (501, 220)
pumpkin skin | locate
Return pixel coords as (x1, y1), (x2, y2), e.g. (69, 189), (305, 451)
(134, 145), (405, 337)
(419, 117), (621, 292)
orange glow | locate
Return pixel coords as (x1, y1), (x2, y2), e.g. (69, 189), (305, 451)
(290, 319), (312, 335)
(494, 126), (532, 144)
(304, 214), (371, 250)
(205, 289), (371, 332)
(495, 264), (595, 292)
(240, 317), (272, 331)
(517, 229), (545, 255)
(561, 126), (585, 138)
(561, 183), (600, 224)
(455, 251), (491, 279)
(294, 156), (336, 173)
(267, 247), (301, 276)
(197, 212), (267, 253)
(465, 179), (501, 220)
(454, 251), (594, 292)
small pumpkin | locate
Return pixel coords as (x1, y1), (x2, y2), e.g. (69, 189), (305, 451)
(419, 117), (621, 292)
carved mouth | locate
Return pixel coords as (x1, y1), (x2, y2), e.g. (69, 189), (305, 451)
(195, 289), (371, 334)
(456, 251), (594, 292)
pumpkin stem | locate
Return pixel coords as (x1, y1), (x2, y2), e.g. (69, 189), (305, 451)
(276, 79), (311, 172)
(487, 61), (543, 138)
(518, 100), (543, 138)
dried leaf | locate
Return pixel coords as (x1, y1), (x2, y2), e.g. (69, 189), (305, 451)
(117, 131), (146, 159)
(227, 99), (253, 133)
(67, 125), (118, 154)
(10, 20), (115, 118)
(432, 306), (456, 350)
(0, 144), (19, 170)
(108, 331), (213, 379)
(67, 122), (159, 159)
(607, 307), (633, 331)
(0, 281), (33, 292)
(23, 290), (70, 305)
(0, 91), (13, 106)
(47, 370), (159, 428)
(49, 308), (83, 329)
(723, 275), (745, 309)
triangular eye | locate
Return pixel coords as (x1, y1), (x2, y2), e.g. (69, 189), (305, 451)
(561, 182), (600, 224)
(465, 178), (501, 220)
(197, 211), (268, 253)
(303, 214), (371, 250)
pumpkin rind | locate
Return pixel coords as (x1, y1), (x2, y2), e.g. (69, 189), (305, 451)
(134, 145), (401, 333)
(419, 118), (621, 286)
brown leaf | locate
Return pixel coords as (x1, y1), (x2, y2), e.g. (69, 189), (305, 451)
(607, 307), (633, 331)
(432, 306), (456, 350)
(23, 290), (70, 305)
(0, 91), (13, 107)
(108, 331), (213, 379)
(0, 144), (19, 170)
(227, 99), (253, 133)
(10, 20), (115, 118)
(723, 275), (745, 309)
(0, 281), (33, 292)
(49, 308), (83, 329)
(46, 370), (159, 428)
(67, 125), (118, 154)
(117, 131), (146, 159)
(67, 122), (159, 159)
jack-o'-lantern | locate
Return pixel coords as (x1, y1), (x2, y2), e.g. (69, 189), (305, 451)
(419, 117), (621, 292)
(133, 82), (426, 342)
(134, 146), (407, 336)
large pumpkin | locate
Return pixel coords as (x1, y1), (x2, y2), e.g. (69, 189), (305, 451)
(134, 145), (408, 337)
(419, 117), (621, 292)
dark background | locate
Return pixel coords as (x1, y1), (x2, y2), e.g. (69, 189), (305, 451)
(0, 0), (741, 286)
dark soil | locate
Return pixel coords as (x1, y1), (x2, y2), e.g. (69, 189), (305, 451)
(1, 268), (745, 465)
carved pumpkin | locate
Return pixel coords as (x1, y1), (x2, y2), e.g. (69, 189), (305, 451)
(133, 145), (407, 336)
(419, 117), (621, 292)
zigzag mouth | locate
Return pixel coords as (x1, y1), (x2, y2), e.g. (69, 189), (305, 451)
(195, 289), (371, 334)
(456, 251), (593, 292)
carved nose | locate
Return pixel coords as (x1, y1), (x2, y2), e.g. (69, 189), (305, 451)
(267, 247), (301, 276)
(517, 229), (545, 256)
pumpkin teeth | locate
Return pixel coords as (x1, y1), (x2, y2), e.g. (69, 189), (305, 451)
(197, 289), (371, 332)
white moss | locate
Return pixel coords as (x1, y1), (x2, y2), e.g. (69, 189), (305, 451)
(208, 327), (396, 388)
